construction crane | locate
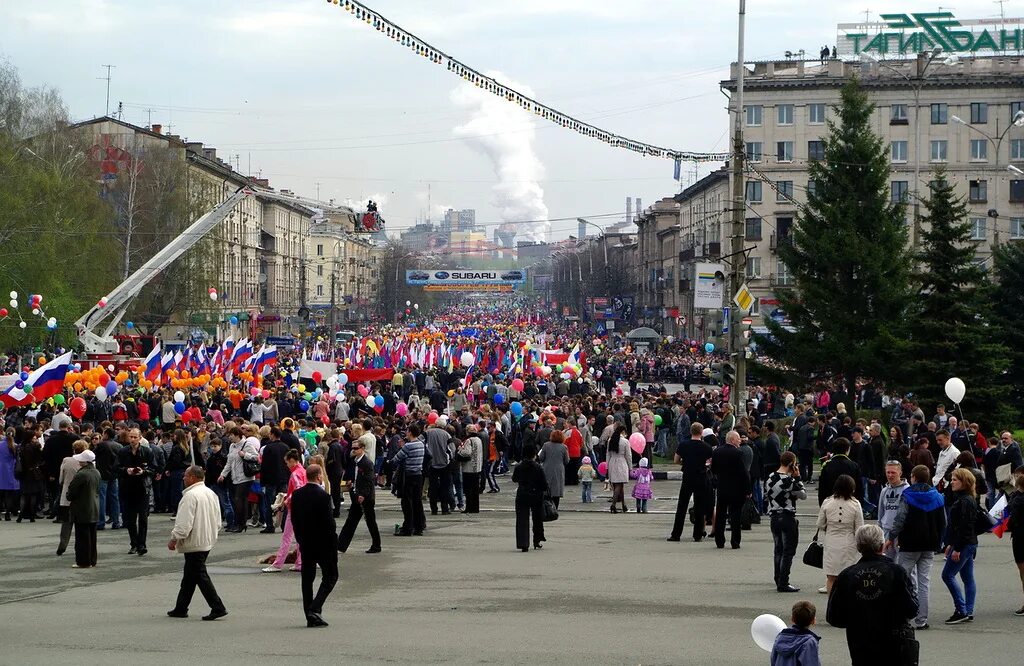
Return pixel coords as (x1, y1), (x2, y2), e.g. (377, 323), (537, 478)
(75, 186), (358, 356)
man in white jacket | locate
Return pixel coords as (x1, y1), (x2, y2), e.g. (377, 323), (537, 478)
(166, 465), (227, 621)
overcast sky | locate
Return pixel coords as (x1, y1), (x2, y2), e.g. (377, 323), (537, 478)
(1, 0), (1014, 241)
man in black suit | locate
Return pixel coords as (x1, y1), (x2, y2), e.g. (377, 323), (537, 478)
(710, 430), (751, 549)
(817, 437), (862, 506)
(289, 464), (338, 627)
(259, 427), (290, 534)
(668, 422), (714, 542)
(336, 439), (381, 554)
(324, 431), (346, 517)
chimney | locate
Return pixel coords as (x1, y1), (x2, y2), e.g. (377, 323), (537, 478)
(252, 178), (270, 188)
(625, 197), (632, 224)
(185, 141), (203, 154)
(202, 147), (217, 161)
(151, 124), (162, 134)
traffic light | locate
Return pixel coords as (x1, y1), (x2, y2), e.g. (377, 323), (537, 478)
(739, 316), (753, 347)
(711, 361), (724, 384)
(722, 361), (736, 386)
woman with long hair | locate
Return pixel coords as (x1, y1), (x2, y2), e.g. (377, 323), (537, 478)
(16, 427), (44, 523)
(0, 428), (19, 520)
(606, 424), (633, 513)
(815, 474), (864, 594)
(942, 467), (981, 624)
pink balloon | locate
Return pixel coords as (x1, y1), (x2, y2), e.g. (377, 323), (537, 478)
(262, 389), (271, 399)
(357, 385), (369, 398)
(396, 402), (408, 416)
(510, 378), (524, 392)
(597, 462), (608, 476)
(629, 433), (647, 455)
(250, 387), (260, 397)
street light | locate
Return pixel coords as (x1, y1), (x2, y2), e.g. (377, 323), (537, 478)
(860, 48), (946, 249)
(950, 110), (1024, 245)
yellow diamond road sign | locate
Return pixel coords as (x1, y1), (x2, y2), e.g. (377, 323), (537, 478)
(733, 283), (754, 313)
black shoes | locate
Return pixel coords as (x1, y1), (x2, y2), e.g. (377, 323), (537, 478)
(1015, 607), (1024, 617)
(137, 548), (148, 556)
(777, 585), (800, 593)
(167, 610), (188, 618)
(129, 547), (137, 555)
(520, 547), (529, 552)
(945, 612), (969, 625)
(202, 609), (228, 621)
(534, 543), (543, 550)
(666, 536), (680, 542)
(366, 546), (382, 554)
(306, 613), (329, 628)
(260, 527), (275, 534)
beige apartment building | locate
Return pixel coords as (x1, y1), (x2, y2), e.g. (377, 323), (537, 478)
(713, 54), (1024, 334)
(307, 212), (382, 326)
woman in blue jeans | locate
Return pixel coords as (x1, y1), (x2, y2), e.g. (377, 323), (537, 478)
(942, 468), (980, 625)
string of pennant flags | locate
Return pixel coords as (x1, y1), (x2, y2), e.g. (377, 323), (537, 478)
(324, 0), (731, 166)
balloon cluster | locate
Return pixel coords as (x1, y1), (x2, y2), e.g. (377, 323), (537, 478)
(2, 291), (58, 330)
(208, 287), (218, 301)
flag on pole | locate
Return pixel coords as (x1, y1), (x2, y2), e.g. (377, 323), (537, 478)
(0, 352), (73, 408)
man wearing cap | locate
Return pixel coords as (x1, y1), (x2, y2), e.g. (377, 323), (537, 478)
(166, 465), (227, 621)
(66, 450), (101, 569)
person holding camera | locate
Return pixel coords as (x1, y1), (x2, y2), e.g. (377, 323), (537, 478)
(766, 451), (807, 592)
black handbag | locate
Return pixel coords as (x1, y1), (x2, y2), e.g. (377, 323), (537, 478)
(802, 530), (824, 569)
(242, 457), (260, 477)
(542, 497), (559, 522)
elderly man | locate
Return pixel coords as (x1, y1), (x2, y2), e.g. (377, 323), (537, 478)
(167, 465), (227, 621)
(827, 524), (919, 665)
(710, 430), (751, 550)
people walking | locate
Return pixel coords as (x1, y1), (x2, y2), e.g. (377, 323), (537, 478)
(289, 464), (338, 627)
(65, 449), (100, 569)
(941, 467), (981, 624)
(1008, 471), (1024, 616)
(166, 465), (227, 621)
(766, 451), (806, 592)
(815, 474), (864, 594)
(263, 449), (307, 573)
(606, 425), (632, 513)
(512, 443), (548, 552)
(538, 430), (568, 509)
(336, 438), (381, 554)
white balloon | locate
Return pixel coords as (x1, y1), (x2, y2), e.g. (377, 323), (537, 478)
(326, 375), (339, 388)
(173, 390), (186, 403)
(751, 614), (787, 652)
(18, 321), (26, 329)
(107, 364), (115, 372)
(95, 386), (108, 401)
(405, 300), (411, 307)
(944, 377), (966, 404)
(9, 291), (16, 299)
(9, 299), (16, 308)
(460, 351), (475, 368)
(31, 308), (39, 315)
(209, 291), (218, 301)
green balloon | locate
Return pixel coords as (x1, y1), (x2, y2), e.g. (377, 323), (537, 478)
(654, 415), (663, 426)
(53, 394), (66, 405)
(23, 383), (33, 393)
(303, 392), (312, 401)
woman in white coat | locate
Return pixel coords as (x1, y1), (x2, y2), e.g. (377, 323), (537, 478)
(815, 474), (864, 594)
(605, 424), (633, 513)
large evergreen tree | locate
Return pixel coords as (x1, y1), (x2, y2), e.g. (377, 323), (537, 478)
(757, 78), (912, 415)
(991, 242), (1024, 426)
(898, 171), (1012, 428)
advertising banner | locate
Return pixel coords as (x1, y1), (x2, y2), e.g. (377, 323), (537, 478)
(694, 262), (726, 309)
(407, 269), (526, 290)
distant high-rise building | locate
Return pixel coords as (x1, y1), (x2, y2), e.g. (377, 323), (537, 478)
(444, 208), (477, 232)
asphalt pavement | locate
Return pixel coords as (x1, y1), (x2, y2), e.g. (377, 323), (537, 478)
(0, 483), (1021, 665)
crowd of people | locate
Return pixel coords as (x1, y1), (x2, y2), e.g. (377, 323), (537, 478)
(1, 300), (1023, 658)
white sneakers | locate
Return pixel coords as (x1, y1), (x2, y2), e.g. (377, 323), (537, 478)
(261, 566), (281, 573)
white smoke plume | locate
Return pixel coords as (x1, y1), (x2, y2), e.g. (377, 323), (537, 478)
(452, 72), (549, 242)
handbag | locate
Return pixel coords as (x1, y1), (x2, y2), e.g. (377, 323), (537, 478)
(802, 529), (824, 569)
(13, 453), (23, 481)
(996, 462), (1014, 493)
(242, 457), (260, 477)
(542, 497), (559, 522)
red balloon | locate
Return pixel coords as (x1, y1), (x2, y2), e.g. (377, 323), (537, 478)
(70, 396), (87, 419)
(320, 415), (329, 425)
(0, 308), (7, 317)
(427, 412), (438, 425)
(312, 371), (323, 383)
(97, 372), (110, 387)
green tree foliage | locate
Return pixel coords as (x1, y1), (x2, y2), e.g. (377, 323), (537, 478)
(0, 60), (119, 351)
(757, 78), (913, 414)
(898, 171), (1012, 428)
(992, 242), (1024, 426)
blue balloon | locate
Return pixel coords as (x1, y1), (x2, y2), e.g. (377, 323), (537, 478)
(19, 371), (28, 381)
(493, 393), (505, 405)
(299, 399), (310, 411)
(374, 395), (384, 407)
(126, 321), (134, 329)
(229, 316), (239, 325)
(704, 342), (715, 353)
(510, 401), (523, 416)
(14, 379), (24, 389)
(106, 380), (117, 395)
(174, 401), (186, 415)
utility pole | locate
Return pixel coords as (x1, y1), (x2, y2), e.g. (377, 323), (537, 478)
(329, 270), (336, 334)
(99, 65), (115, 116)
(728, 0), (748, 415)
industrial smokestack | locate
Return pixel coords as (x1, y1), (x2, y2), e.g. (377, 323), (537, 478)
(626, 197), (632, 225)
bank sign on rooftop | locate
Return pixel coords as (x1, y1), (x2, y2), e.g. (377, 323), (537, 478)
(837, 13), (1024, 57)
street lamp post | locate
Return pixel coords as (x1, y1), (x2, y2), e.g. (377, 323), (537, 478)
(394, 251), (419, 321)
(951, 110), (1024, 246)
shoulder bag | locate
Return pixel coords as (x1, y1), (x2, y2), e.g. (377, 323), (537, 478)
(802, 529), (824, 569)
(542, 496), (559, 522)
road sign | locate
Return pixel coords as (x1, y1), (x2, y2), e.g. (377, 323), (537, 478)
(722, 307), (730, 333)
(733, 283), (754, 312)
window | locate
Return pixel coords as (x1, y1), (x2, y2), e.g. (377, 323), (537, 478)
(316, 284), (324, 296)
(316, 264), (324, 277)
(1011, 180), (1024, 202)
(891, 181), (909, 203)
(1012, 139), (1024, 161)
(745, 217), (763, 240)
(745, 105), (763, 126)
(930, 103), (948, 124)
(969, 179), (987, 203)
(970, 217), (986, 241)
(930, 140), (948, 162)
(745, 181), (762, 202)
(970, 139), (988, 161)
(745, 142), (763, 162)
(808, 140), (825, 161)
(1012, 101), (1024, 123)
(776, 259), (794, 286)
(970, 102), (988, 124)
(807, 179), (819, 197)
(777, 141), (794, 162)
(777, 181), (794, 202)
(891, 140), (908, 162)
(316, 243), (324, 256)
(1010, 218), (1024, 240)
(890, 104), (908, 123)
(808, 103), (826, 124)
(746, 257), (762, 279)
(777, 104), (794, 125)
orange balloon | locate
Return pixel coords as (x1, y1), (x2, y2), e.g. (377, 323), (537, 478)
(181, 371), (190, 379)
(73, 382), (83, 392)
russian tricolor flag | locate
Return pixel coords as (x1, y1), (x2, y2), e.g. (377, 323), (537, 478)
(231, 338), (253, 371)
(160, 352), (175, 377)
(143, 343), (162, 381)
(0, 352), (73, 408)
